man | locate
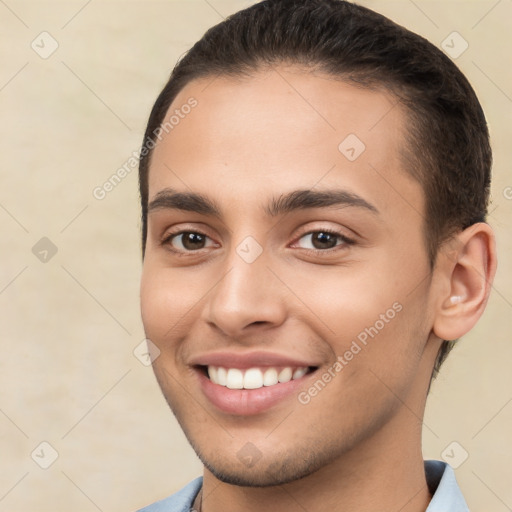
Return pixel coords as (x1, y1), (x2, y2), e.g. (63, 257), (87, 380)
(136, 1), (496, 510)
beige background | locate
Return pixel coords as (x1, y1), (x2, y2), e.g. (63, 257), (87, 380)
(0, 0), (511, 510)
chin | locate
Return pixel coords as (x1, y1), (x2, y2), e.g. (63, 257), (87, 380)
(191, 440), (338, 488)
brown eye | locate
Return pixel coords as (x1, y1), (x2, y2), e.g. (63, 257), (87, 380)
(169, 232), (215, 251)
(295, 231), (354, 251)
(311, 232), (338, 249)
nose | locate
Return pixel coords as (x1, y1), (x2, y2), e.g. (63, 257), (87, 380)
(201, 249), (287, 339)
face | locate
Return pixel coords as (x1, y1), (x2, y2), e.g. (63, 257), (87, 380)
(140, 67), (440, 486)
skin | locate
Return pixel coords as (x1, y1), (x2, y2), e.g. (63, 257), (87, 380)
(140, 66), (496, 512)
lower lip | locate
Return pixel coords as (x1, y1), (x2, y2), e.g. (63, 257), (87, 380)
(196, 369), (314, 416)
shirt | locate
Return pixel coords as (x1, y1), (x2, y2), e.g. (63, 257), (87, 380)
(136, 459), (469, 512)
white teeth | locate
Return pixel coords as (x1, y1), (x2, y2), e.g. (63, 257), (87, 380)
(263, 368), (278, 386)
(278, 367), (292, 383)
(243, 368), (263, 389)
(293, 367), (308, 380)
(207, 366), (217, 382)
(226, 368), (244, 389)
(207, 366), (309, 389)
(217, 367), (227, 386)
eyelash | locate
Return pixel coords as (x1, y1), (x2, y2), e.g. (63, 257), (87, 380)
(161, 228), (355, 257)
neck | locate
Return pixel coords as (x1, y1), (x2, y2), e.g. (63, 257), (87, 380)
(199, 409), (431, 512)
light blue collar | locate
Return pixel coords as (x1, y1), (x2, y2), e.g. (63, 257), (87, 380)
(137, 460), (468, 511)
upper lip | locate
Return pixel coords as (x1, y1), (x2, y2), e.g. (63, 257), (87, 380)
(189, 350), (319, 369)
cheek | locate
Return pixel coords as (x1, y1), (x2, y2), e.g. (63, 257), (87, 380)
(285, 263), (402, 335)
(140, 262), (195, 342)
(286, 252), (429, 374)
(140, 264), (166, 339)
(140, 258), (222, 358)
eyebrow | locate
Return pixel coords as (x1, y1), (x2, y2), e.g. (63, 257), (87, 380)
(148, 189), (222, 216)
(265, 189), (379, 216)
(147, 187), (379, 217)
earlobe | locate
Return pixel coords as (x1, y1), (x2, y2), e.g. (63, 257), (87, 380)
(433, 223), (497, 341)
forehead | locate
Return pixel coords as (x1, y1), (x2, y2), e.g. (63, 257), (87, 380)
(148, 66), (422, 220)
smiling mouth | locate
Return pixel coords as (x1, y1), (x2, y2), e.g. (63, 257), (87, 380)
(198, 365), (317, 390)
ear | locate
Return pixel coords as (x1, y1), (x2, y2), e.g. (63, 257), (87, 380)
(433, 223), (497, 341)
